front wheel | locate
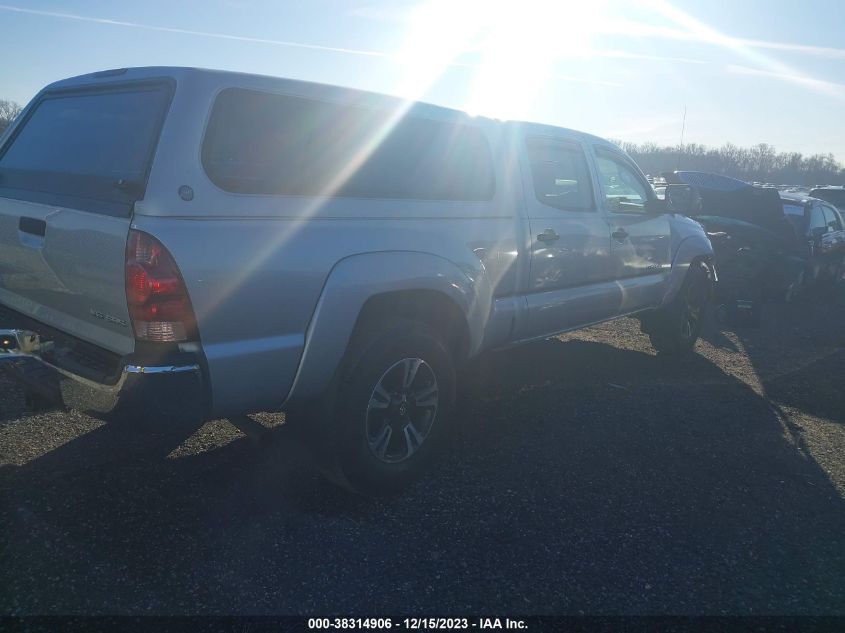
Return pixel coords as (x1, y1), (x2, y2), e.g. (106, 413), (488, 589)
(644, 260), (713, 357)
(309, 320), (456, 496)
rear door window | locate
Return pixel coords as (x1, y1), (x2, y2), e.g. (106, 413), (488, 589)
(201, 88), (495, 201)
(525, 137), (593, 211)
(0, 82), (172, 216)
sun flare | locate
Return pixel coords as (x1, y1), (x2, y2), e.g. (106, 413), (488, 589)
(396, 0), (607, 120)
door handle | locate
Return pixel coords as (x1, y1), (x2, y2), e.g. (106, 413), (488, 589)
(19, 217), (46, 237)
(537, 228), (560, 243)
(611, 228), (629, 241)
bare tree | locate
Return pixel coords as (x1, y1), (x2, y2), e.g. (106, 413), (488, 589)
(0, 99), (23, 135)
(619, 139), (844, 186)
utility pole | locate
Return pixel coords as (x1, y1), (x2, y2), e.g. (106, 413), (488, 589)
(677, 105), (687, 171)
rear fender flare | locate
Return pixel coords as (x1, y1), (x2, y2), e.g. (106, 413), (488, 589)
(283, 251), (492, 405)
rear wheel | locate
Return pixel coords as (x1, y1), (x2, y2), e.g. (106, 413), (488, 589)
(300, 319), (456, 496)
(644, 260), (713, 357)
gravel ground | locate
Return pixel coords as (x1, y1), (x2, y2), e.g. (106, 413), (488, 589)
(1, 302), (844, 615)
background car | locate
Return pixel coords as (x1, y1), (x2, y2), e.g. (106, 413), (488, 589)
(809, 186), (845, 214)
(663, 171), (845, 305)
(781, 192), (845, 296)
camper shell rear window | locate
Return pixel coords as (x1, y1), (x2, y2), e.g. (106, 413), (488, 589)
(0, 80), (173, 217)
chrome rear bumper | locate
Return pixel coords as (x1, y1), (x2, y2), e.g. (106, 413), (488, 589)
(0, 328), (204, 421)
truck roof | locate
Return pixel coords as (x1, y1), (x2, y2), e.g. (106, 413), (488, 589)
(42, 66), (617, 150)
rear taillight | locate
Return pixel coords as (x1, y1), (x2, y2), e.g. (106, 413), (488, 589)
(125, 230), (198, 343)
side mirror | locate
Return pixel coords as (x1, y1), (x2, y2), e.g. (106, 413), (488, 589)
(665, 184), (700, 215)
(810, 226), (826, 241)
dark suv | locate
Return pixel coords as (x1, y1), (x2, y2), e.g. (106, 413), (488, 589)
(781, 192), (845, 294)
(663, 171), (845, 304)
(809, 186), (845, 214)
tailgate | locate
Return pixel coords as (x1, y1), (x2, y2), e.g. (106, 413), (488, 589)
(0, 80), (173, 355)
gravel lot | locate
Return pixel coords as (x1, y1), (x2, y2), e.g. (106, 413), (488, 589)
(1, 303), (844, 615)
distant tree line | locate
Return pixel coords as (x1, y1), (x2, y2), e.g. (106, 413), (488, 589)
(0, 99), (22, 135)
(615, 140), (845, 186)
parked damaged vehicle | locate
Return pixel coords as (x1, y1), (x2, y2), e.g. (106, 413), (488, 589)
(780, 192), (845, 294)
(809, 186), (845, 214)
(0, 68), (715, 495)
(663, 172), (845, 311)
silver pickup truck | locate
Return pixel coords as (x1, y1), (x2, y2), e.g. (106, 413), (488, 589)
(0, 67), (713, 494)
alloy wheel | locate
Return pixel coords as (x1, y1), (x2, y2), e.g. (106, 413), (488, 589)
(365, 358), (439, 464)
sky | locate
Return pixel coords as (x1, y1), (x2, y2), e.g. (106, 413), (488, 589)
(0, 0), (843, 161)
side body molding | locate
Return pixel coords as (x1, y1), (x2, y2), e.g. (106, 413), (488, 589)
(283, 251), (493, 406)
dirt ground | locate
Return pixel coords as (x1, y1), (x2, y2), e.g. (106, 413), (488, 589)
(1, 302), (844, 615)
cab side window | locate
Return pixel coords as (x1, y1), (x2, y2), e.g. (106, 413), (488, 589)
(594, 149), (650, 213)
(525, 137), (593, 211)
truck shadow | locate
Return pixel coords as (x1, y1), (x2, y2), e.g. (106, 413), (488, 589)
(764, 350), (845, 426)
(703, 301), (845, 427)
(0, 374), (29, 424)
(2, 325), (845, 614)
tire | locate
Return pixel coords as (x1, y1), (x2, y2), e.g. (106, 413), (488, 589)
(645, 260), (713, 357)
(304, 319), (456, 496)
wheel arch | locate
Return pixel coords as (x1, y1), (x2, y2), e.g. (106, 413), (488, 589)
(282, 251), (490, 408)
(661, 234), (715, 308)
(351, 289), (471, 363)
